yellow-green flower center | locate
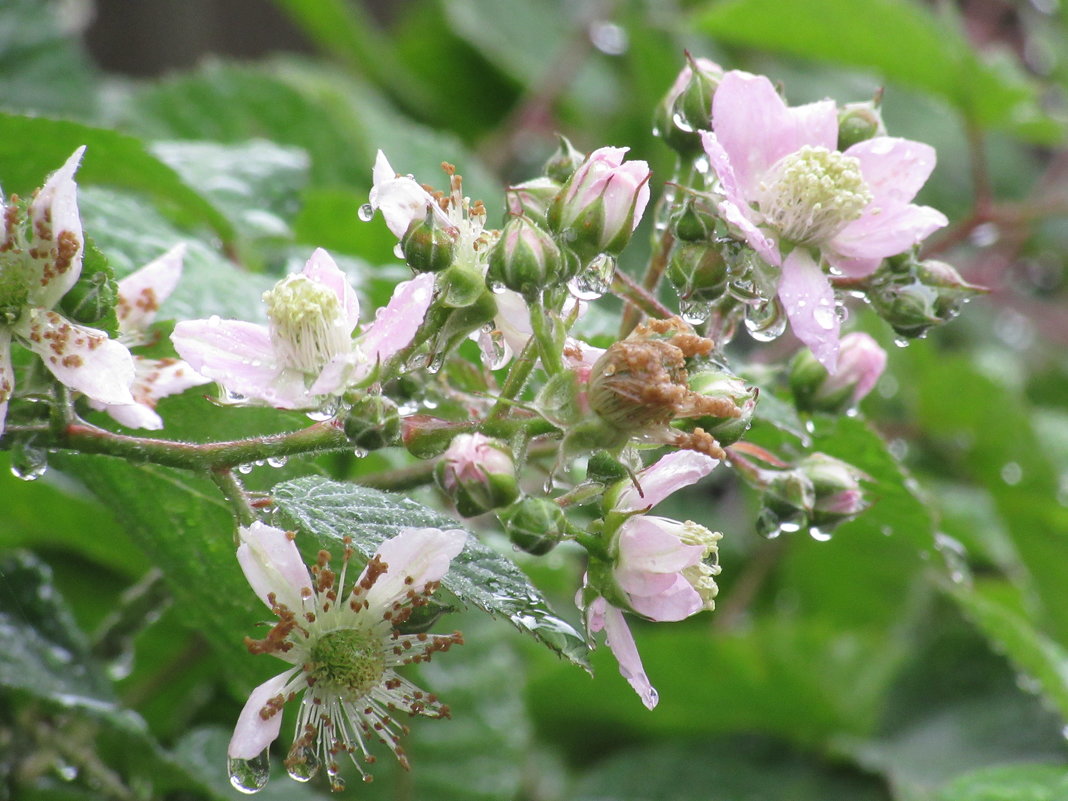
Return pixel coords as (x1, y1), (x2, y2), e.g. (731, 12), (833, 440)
(758, 146), (871, 245)
(309, 628), (385, 698)
(263, 275), (350, 373)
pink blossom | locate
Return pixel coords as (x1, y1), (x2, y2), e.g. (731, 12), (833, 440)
(700, 70), (947, 371)
(815, 331), (886, 406)
(171, 248), (434, 410)
(228, 522), (466, 789)
(89, 244), (210, 429)
(579, 450), (721, 709)
(0, 148), (135, 434)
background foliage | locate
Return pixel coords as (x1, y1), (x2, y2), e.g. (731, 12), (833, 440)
(2, 0), (1068, 799)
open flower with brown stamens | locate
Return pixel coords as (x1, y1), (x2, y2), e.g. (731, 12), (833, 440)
(586, 317), (741, 459)
(227, 522), (466, 793)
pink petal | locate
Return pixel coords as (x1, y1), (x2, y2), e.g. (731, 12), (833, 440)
(627, 575), (702, 622)
(227, 669), (299, 759)
(237, 522), (313, 611)
(778, 248), (840, 372)
(711, 72), (836, 200)
(825, 253), (882, 278)
(0, 330), (13, 436)
(701, 132), (781, 266)
(831, 203), (948, 261)
(845, 137), (937, 208)
(116, 244), (186, 332)
(616, 450), (719, 512)
(617, 517), (706, 573)
(585, 593), (607, 633)
(369, 151), (452, 240)
(307, 352), (359, 396)
(614, 567), (679, 597)
(17, 309), (134, 405)
(29, 147), (85, 308)
(302, 248), (361, 333)
(601, 603), (659, 709)
(363, 527), (466, 610)
(357, 272), (436, 369)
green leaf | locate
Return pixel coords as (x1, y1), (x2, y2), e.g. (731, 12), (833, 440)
(935, 764), (1068, 801)
(272, 477), (590, 670)
(573, 738), (889, 801)
(692, 0), (1062, 143)
(0, 113), (235, 242)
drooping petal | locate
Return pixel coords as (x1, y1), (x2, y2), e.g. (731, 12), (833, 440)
(28, 147), (86, 308)
(778, 248), (840, 372)
(301, 248), (361, 333)
(626, 575), (703, 622)
(0, 329), (13, 436)
(97, 400), (164, 431)
(369, 151), (452, 240)
(227, 669), (300, 759)
(711, 71), (837, 200)
(92, 355), (210, 430)
(616, 517), (706, 573)
(356, 272), (436, 370)
(171, 318), (305, 406)
(845, 137), (937, 208)
(116, 243), (186, 333)
(363, 527), (467, 610)
(237, 522), (314, 611)
(616, 450), (719, 512)
(600, 602), (658, 710)
(701, 132), (782, 266)
(16, 309), (135, 405)
(830, 203), (948, 261)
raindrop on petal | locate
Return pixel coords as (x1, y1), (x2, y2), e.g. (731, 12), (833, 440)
(228, 751), (271, 794)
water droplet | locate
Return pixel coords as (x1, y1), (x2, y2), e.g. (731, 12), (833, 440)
(306, 399), (341, 422)
(672, 111), (694, 134)
(286, 748), (319, 782)
(808, 526), (832, 542)
(880, 525), (894, 536)
(228, 751), (270, 794)
(357, 203), (375, 222)
(744, 297), (787, 341)
(352, 447), (368, 458)
(970, 222), (1000, 247)
(223, 388), (248, 404)
(426, 352), (446, 374)
(11, 442), (48, 481)
(893, 337), (910, 348)
(479, 326), (509, 371)
(236, 463), (254, 475)
(934, 531), (971, 585)
(393, 243), (405, 260)
(567, 254), (615, 301)
(1000, 461), (1023, 486)
(679, 298), (712, 324)
(588, 21), (628, 54)
(812, 304), (836, 331)
(489, 280), (506, 294)
(266, 456), (288, 468)
(888, 438), (908, 460)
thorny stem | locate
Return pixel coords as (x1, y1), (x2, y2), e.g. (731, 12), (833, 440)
(484, 336), (540, 424)
(210, 468), (257, 529)
(611, 268), (674, 320)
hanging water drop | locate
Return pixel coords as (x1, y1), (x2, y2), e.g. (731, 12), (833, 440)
(10, 440), (48, 481)
(357, 203), (375, 222)
(808, 527), (832, 542)
(744, 297), (787, 341)
(286, 748), (320, 782)
(426, 351), (446, 374)
(393, 243), (405, 260)
(266, 456), (288, 468)
(228, 751), (270, 794)
(679, 298), (712, 325)
(567, 254), (615, 301)
(307, 399), (341, 422)
(236, 463), (254, 475)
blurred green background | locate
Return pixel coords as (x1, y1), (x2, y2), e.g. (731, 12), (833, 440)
(2, 0), (1068, 799)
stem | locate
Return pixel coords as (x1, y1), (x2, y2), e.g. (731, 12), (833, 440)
(484, 337), (540, 424)
(210, 468), (256, 528)
(40, 417), (351, 472)
(528, 298), (564, 375)
(611, 269), (674, 319)
(619, 228), (675, 337)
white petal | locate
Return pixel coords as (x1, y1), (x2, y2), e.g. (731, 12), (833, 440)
(237, 522), (313, 611)
(116, 243), (186, 333)
(29, 147), (85, 308)
(97, 400), (164, 430)
(227, 669), (299, 759)
(363, 527), (467, 610)
(0, 329), (13, 436)
(17, 309), (134, 405)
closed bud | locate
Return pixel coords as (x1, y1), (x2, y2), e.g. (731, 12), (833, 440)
(505, 177), (562, 228)
(439, 261), (486, 308)
(544, 135), (586, 184)
(486, 215), (562, 299)
(672, 197), (718, 243)
(342, 393), (400, 451)
(790, 332), (886, 414)
(868, 258), (984, 339)
(586, 451), (630, 485)
(758, 468), (816, 537)
(434, 433), (519, 517)
(498, 496), (566, 555)
(679, 369), (756, 446)
(799, 453), (869, 527)
(666, 241), (729, 303)
(547, 147), (651, 262)
(401, 207), (456, 273)
(837, 97), (886, 150)
(654, 54), (723, 156)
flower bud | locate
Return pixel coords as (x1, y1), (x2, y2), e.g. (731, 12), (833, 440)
(800, 453), (869, 527)
(342, 393), (400, 451)
(543, 135), (586, 184)
(868, 258), (984, 339)
(790, 332), (886, 414)
(505, 177), (562, 228)
(439, 261), (487, 308)
(401, 207), (457, 273)
(678, 369), (756, 446)
(486, 215), (562, 299)
(654, 55), (723, 156)
(434, 433), (519, 517)
(586, 450), (630, 485)
(666, 241), (729, 303)
(757, 469), (815, 537)
(498, 496), (566, 555)
(837, 97), (886, 151)
(672, 197), (718, 243)
(547, 147), (651, 262)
